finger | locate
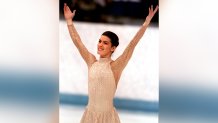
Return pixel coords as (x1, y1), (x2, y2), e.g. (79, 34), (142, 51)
(151, 5), (153, 11)
(64, 3), (69, 12)
(64, 3), (67, 10)
(153, 5), (159, 14)
(64, 5), (67, 12)
(73, 10), (76, 14)
(66, 5), (71, 11)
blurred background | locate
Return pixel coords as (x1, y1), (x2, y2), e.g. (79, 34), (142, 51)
(0, 0), (58, 123)
(160, 0), (218, 122)
(59, 0), (159, 25)
(59, 0), (159, 123)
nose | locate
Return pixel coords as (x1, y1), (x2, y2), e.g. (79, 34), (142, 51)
(98, 42), (103, 47)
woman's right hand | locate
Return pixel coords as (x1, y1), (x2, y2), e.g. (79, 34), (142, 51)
(64, 3), (76, 21)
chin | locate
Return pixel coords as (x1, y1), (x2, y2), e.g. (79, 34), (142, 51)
(98, 50), (103, 54)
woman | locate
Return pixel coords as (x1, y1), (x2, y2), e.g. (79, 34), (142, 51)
(63, 3), (158, 123)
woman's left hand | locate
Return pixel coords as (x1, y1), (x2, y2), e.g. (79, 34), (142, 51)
(143, 5), (159, 26)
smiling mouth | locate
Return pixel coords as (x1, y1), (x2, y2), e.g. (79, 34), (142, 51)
(98, 48), (104, 51)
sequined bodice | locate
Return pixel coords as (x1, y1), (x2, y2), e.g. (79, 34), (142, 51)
(87, 58), (116, 112)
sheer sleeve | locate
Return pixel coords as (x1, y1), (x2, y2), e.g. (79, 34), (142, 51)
(67, 23), (96, 68)
(111, 25), (148, 83)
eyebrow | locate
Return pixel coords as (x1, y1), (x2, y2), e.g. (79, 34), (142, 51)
(99, 39), (110, 42)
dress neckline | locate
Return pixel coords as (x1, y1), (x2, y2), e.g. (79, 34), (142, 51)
(98, 57), (112, 63)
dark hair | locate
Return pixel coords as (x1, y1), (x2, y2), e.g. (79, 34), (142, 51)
(102, 31), (119, 47)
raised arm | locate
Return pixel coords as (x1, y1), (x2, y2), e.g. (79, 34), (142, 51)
(111, 5), (159, 75)
(64, 3), (96, 67)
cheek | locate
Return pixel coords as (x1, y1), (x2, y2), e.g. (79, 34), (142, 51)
(105, 45), (111, 50)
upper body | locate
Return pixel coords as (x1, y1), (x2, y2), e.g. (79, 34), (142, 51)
(63, 3), (158, 87)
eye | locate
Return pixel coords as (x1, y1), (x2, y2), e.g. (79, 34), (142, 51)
(98, 40), (101, 43)
(103, 41), (108, 45)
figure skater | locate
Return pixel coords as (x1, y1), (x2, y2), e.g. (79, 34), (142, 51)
(63, 3), (158, 123)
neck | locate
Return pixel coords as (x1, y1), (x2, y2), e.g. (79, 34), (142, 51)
(100, 57), (111, 59)
(100, 54), (111, 58)
(99, 57), (111, 63)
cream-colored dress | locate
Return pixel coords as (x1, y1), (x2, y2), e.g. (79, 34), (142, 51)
(80, 57), (120, 123)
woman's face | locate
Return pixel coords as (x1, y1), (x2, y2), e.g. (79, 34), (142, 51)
(97, 35), (116, 58)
